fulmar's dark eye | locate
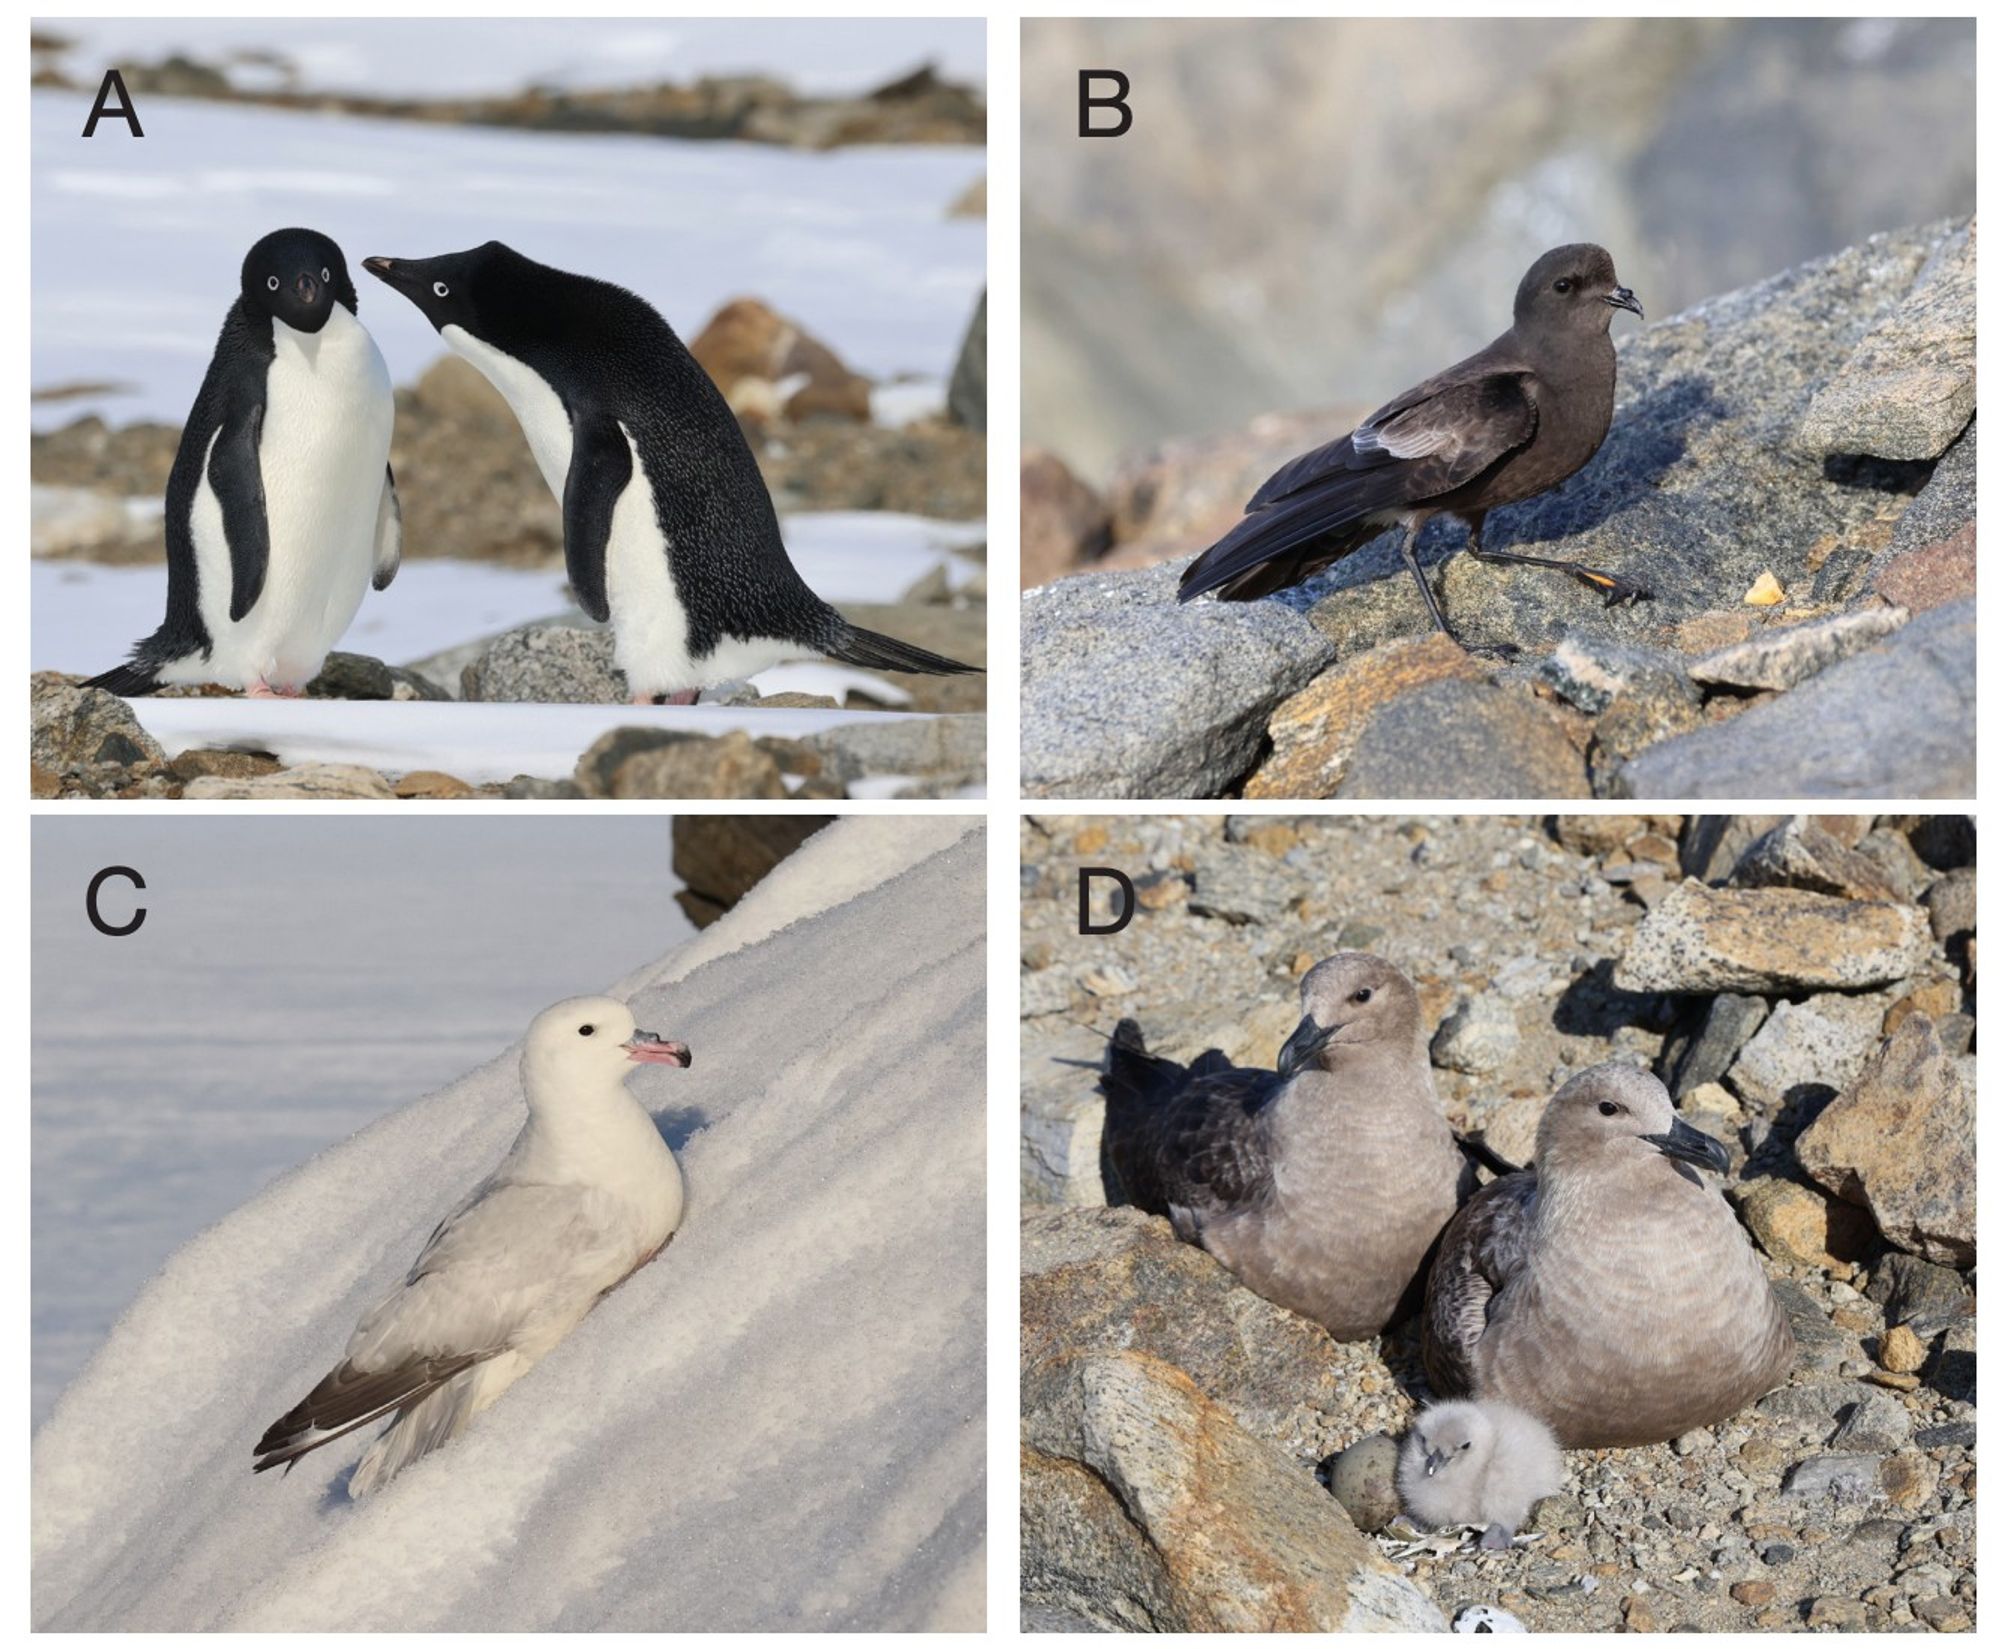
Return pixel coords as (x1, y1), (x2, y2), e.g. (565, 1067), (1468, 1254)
(433, 281), (450, 298)
(266, 275), (280, 292)
(1598, 1100), (1620, 1117)
(1554, 276), (1574, 294)
(579, 1024), (596, 1037)
(1351, 987), (1372, 1004)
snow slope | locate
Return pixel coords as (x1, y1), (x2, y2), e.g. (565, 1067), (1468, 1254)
(33, 92), (986, 427)
(33, 819), (985, 1630)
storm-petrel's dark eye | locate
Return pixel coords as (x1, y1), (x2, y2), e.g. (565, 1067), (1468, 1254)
(433, 281), (450, 298)
(579, 1025), (596, 1037)
(1351, 987), (1372, 1004)
(1598, 1100), (1620, 1117)
(1554, 276), (1574, 294)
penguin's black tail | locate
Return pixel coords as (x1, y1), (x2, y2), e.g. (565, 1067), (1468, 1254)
(83, 662), (162, 698)
(825, 623), (982, 678)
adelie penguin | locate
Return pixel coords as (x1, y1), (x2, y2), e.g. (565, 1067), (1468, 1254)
(364, 241), (979, 703)
(87, 228), (399, 697)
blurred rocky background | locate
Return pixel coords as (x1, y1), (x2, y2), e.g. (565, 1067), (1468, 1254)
(1020, 812), (1975, 1632)
(1023, 17), (1971, 479)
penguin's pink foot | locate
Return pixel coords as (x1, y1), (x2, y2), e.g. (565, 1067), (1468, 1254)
(664, 688), (699, 706)
(246, 679), (280, 698)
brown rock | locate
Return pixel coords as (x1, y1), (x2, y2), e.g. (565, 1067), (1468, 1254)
(1921, 866), (1975, 950)
(393, 770), (473, 799)
(1731, 1580), (1776, 1607)
(1617, 879), (1930, 993)
(1735, 1177), (1874, 1268)
(1021, 447), (1111, 588)
(1884, 978), (1963, 1032)
(1874, 519), (1976, 613)
(1879, 1450), (1940, 1511)
(1246, 634), (1489, 799)
(1795, 1016), (1974, 1268)
(670, 815), (831, 928)
(1022, 1345), (1443, 1630)
(1877, 1323), (1928, 1375)
(689, 297), (870, 424)
(1334, 676), (1590, 801)
(576, 727), (788, 799)
(181, 762), (395, 800)
(1554, 814), (1648, 856)
(753, 692), (841, 709)
(168, 748), (282, 783)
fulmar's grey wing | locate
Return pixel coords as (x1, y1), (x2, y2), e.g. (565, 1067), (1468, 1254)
(1422, 1169), (1539, 1398)
(252, 1181), (628, 1479)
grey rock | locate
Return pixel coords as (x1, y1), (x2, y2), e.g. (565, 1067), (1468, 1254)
(1730, 817), (1905, 901)
(1617, 598), (1975, 799)
(1023, 1603), (1106, 1632)
(1189, 845), (1294, 925)
(30, 675), (168, 779)
(1728, 991), (1891, 1110)
(461, 622), (624, 703)
(1884, 419), (1975, 560)
(1335, 678), (1590, 800)
(1769, 1279), (1850, 1377)
(1828, 1389), (1915, 1453)
(1680, 815), (1785, 883)
(1686, 607), (1910, 693)
(1757, 1380), (1873, 1429)
(1021, 1023), (1110, 1206)
(1782, 1454), (1883, 1502)
(1796, 220), (1975, 461)
(947, 289), (986, 433)
(803, 714), (986, 782)
(1914, 1421), (1975, 1450)
(1537, 632), (1697, 716)
(305, 650), (451, 702)
(1666, 992), (1768, 1097)
(1323, 1433), (1401, 1534)
(1921, 866), (1975, 948)
(1431, 995), (1521, 1075)
(1021, 560), (1333, 798)
(1865, 1252), (1972, 1337)
(1932, 1319), (1975, 1403)
(501, 775), (583, 800)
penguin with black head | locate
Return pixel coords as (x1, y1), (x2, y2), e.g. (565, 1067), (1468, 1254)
(88, 227), (399, 697)
(365, 241), (979, 704)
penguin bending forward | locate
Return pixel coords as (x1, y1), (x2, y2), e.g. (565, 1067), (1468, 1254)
(88, 228), (399, 697)
(365, 242), (979, 704)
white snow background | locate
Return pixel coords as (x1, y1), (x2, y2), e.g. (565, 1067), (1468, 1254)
(33, 816), (986, 1630)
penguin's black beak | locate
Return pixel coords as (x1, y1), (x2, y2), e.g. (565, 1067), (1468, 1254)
(362, 256), (416, 295)
(293, 270), (321, 306)
(1276, 1015), (1340, 1080)
(1642, 1116), (1728, 1176)
(1602, 285), (1643, 319)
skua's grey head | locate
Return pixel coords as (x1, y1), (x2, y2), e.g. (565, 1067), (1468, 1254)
(1275, 952), (1421, 1077)
(1536, 1062), (1727, 1182)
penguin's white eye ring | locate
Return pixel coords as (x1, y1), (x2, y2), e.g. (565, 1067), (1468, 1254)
(320, 267), (330, 282)
(266, 275), (280, 292)
(432, 281), (450, 298)
(579, 1024), (596, 1037)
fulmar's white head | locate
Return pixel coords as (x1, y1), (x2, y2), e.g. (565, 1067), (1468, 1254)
(522, 995), (690, 1100)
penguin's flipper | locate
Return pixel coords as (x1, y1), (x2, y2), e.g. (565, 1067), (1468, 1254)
(561, 415), (633, 624)
(209, 404), (271, 623)
(372, 463), (403, 592)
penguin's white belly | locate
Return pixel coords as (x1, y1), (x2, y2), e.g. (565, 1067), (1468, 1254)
(179, 307), (393, 690)
(441, 327), (806, 697)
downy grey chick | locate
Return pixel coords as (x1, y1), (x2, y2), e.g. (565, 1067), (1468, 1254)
(1398, 1399), (1563, 1550)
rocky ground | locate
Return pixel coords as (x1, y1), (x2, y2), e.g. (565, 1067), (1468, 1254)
(1021, 219), (1974, 799)
(1020, 813), (1975, 1632)
(32, 35), (985, 151)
